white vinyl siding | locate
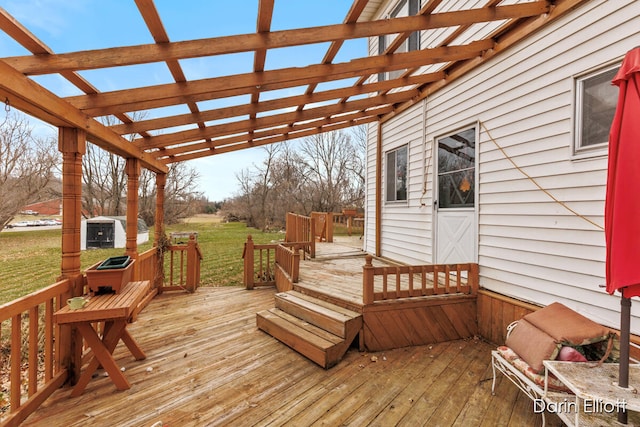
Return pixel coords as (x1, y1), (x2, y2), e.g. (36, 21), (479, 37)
(366, 101), (432, 264)
(365, 0), (640, 332)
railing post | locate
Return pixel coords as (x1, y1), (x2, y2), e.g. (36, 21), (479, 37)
(326, 212), (334, 243)
(363, 255), (374, 305)
(186, 234), (198, 292)
(310, 217), (316, 258)
(469, 263), (479, 295)
(244, 235), (255, 289)
(292, 247), (300, 283)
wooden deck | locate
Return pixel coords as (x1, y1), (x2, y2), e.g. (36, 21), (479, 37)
(21, 284), (563, 426)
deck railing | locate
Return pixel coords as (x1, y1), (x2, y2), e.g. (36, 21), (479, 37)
(163, 234), (202, 293)
(0, 279), (71, 427)
(310, 212), (333, 242)
(242, 235), (277, 290)
(285, 212), (315, 258)
(362, 255), (479, 304)
(0, 240), (203, 425)
(243, 236), (301, 292)
(333, 212), (364, 237)
(132, 247), (158, 286)
(274, 243), (301, 292)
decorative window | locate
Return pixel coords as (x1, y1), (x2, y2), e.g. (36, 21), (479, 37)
(378, 0), (420, 82)
(437, 127), (475, 209)
(386, 145), (408, 202)
(574, 65), (619, 154)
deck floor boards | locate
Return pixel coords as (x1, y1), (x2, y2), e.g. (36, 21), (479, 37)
(16, 239), (565, 426)
(22, 283), (563, 426)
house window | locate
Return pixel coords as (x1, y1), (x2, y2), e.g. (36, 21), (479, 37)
(574, 65), (619, 154)
(437, 127), (475, 209)
(386, 145), (408, 202)
(378, 0), (420, 82)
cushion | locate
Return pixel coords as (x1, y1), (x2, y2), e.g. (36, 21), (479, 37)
(505, 318), (561, 373)
(524, 302), (611, 346)
(496, 346), (572, 393)
(557, 346), (588, 362)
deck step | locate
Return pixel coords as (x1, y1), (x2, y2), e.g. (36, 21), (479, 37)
(274, 291), (361, 338)
(257, 291), (362, 369)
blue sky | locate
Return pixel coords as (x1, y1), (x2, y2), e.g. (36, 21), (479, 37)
(0, 1), (367, 201)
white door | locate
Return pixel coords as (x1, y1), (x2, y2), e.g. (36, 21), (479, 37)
(435, 126), (478, 264)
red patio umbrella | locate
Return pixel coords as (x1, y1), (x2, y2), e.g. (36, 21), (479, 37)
(605, 46), (640, 424)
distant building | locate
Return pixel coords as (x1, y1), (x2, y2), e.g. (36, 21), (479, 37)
(80, 216), (149, 250)
(22, 199), (62, 216)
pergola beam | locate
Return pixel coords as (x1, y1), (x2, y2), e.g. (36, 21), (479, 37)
(110, 72), (443, 135)
(162, 115), (381, 163)
(3, 2), (550, 76)
(155, 106), (393, 160)
(0, 60), (168, 173)
(134, 89), (418, 149)
(65, 40), (491, 114)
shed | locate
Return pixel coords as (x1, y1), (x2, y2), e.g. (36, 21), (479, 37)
(81, 216), (149, 250)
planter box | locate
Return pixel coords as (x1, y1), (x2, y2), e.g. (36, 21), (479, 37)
(86, 257), (135, 294)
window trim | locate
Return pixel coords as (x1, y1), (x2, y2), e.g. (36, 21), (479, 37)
(572, 62), (620, 158)
(435, 125), (477, 210)
(385, 144), (409, 204)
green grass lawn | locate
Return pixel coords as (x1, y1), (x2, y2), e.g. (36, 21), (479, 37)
(0, 219), (282, 305)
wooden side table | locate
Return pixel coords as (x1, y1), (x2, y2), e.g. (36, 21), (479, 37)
(55, 280), (151, 396)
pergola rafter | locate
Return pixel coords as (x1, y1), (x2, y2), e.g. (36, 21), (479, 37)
(0, 0), (587, 165)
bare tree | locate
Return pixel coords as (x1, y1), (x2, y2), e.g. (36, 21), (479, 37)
(82, 115), (130, 217)
(225, 127), (366, 229)
(162, 162), (203, 224)
(298, 130), (363, 212)
(82, 142), (127, 216)
(138, 162), (203, 226)
(0, 113), (58, 228)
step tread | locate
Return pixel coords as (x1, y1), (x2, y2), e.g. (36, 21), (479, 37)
(258, 308), (343, 346)
(276, 291), (361, 321)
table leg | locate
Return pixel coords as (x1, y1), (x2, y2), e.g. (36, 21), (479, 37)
(120, 328), (146, 360)
(71, 321), (130, 397)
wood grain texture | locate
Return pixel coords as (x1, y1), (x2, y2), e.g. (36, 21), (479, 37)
(20, 286), (566, 426)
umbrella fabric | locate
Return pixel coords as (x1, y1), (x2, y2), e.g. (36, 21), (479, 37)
(605, 47), (640, 298)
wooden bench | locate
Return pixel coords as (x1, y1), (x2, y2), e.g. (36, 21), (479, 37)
(54, 280), (151, 396)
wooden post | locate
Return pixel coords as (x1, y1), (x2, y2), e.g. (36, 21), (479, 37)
(58, 127), (86, 385)
(154, 173), (166, 292)
(285, 213), (293, 242)
(292, 248), (300, 283)
(363, 255), (375, 305)
(186, 234), (197, 292)
(309, 217), (316, 258)
(469, 263), (479, 295)
(244, 235), (255, 289)
(125, 158), (140, 259)
(375, 122), (382, 257)
(326, 212), (334, 243)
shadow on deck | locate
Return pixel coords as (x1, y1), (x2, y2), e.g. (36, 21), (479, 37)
(22, 286), (562, 426)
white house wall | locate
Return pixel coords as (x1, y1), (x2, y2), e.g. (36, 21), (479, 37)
(365, 0), (640, 332)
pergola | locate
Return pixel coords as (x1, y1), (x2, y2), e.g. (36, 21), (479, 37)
(0, 1), (592, 423)
(0, 0), (585, 270)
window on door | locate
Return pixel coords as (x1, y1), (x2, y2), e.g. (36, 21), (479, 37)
(437, 127), (475, 209)
(386, 145), (408, 202)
